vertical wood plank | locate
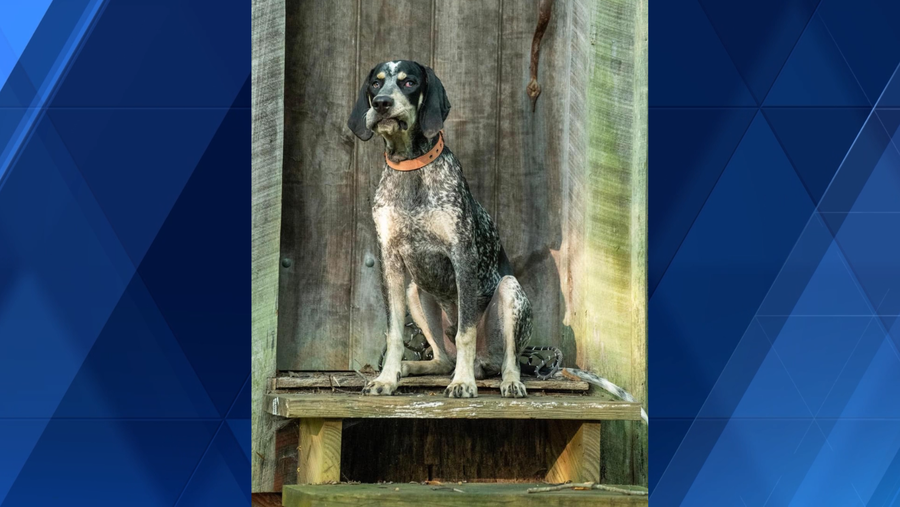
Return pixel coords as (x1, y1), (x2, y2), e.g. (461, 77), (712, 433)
(299, 419), (344, 484)
(252, 0), (285, 493)
(350, 0), (434, 370)
(582, 422), (603, 483)
(545, 421), (601, 484)
(277, 0), (359, 370)
(496, 0), (568, 356)
(561, 0), (589, 372)
(566, 0), (648, 486)
(432, 0), (501, 215)
(274, 421), (300, 490)
(630, 0), (649, 488)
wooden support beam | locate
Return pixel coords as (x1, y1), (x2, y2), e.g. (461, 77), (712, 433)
(545, 420), (602, 484)
(251, 0), (286, 493)
(298, 419), (343, 484)
(565, 0), (648, 485)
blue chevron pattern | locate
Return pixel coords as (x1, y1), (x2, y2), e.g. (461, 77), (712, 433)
(652, 0), (900, 504)
(0, 1), (248, 506)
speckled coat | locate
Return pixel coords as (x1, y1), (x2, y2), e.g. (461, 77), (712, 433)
(348, 60), (532, 399)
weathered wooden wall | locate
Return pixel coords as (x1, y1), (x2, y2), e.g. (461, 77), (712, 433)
(277, 0), (358, 370)
(261, 0), (648, 489)
(277, 0), (575, 371)
(342, 419), (590, 483)
(563, 0), (648, 486)
(352, 0), (434, 369)
(251, 0), (287, 492)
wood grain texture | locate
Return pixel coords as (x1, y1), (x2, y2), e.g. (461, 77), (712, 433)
(496, 0), (569, 359)
(274, 421), (300, 490)
(561, 0), (589, 382)
(545, 421), (601, 484)
(433, 0), (501, 216)
(252, 0), (286, 493)
(251, 493), (283, 507)
(567, 0), (648, 485)
(299, 419), (344, 484)
(350, 0), (435, 370)
(263, 0), (648, 487)
(630, 0), (649, 488)
(557, 0), (586, 373)
(283, 483), (648, 507)
(274, 373), (588, 391)
(277, 0), (358, 370)
(267, 392), (640, 420)
(343, 419), (550, 483)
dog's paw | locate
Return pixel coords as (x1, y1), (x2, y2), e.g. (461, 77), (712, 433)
(362, 378), (398, 396)
(444, 379), (478, 398)
(500, 380), (527, 398)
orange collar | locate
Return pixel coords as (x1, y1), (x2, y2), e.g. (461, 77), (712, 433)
(385, 131), (444, 171)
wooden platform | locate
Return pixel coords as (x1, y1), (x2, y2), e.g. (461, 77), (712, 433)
(272, 372), (589, 391)
(282, 483), (648, 506)
(266, 377), (641, 488)
(266, 392), (641, 420)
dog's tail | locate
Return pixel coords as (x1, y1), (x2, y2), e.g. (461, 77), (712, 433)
(561, 368), (649, 424)
(519, 347), (648, 424)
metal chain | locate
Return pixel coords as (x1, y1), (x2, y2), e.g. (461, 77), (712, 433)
(378, 312), (433, 371)
(378, 312), (563, 380)
(519, 346), (563, 380)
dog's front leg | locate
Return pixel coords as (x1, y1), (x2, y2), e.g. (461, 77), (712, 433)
(363, 251), (406, 396)
(444, 266), (485, 398)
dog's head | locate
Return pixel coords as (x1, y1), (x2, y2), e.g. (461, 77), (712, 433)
(348, 60), (450, 142)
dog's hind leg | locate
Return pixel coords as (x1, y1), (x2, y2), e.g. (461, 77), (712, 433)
(402, 284), (455, 376)
(484, 275), (532, 398)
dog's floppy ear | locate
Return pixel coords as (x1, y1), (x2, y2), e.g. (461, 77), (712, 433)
(348, 69), (374, 141)
(419, 65), (451, 140)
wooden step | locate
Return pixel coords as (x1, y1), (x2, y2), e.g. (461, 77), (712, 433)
(272, 372), (590, 392)
(282, 483), (648, 507)
(266, 392), (641, 420)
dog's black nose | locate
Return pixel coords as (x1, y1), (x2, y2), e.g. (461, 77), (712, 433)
(372, 96), (393, 114)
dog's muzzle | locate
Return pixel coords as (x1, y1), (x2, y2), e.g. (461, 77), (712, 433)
(366, 94), (411, 132)
(376, 117), (408, 131)
(372, 96), (408, 131)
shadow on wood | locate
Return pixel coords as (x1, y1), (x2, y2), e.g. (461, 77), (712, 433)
(341, 419), (603, 484)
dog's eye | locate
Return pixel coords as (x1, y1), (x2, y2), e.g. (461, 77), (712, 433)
(404, 81), (415, 88)
(372, 82), (380, 89)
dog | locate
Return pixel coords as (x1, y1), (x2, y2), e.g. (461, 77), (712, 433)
(347, 60), (533, 399)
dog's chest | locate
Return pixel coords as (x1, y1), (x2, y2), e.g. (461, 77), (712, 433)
(372, 159), (464, 249)
(373, 161), (467, 298)
(373, 199), (460, 253)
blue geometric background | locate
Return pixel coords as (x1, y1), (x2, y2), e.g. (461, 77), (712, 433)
(651, 0), (900, 504)
(0, 1), (248, 506)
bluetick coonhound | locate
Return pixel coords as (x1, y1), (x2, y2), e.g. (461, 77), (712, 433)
(348, 60), (532, 398)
